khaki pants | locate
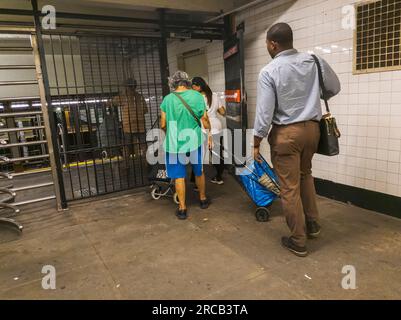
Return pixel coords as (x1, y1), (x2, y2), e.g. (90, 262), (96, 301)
(269, 121), (321, 247)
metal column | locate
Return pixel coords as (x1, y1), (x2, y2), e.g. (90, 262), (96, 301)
(158, 9), (170, 98)
(31, 0), (67, 210)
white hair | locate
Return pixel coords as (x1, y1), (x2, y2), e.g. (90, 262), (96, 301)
(168, 70), (192, 90)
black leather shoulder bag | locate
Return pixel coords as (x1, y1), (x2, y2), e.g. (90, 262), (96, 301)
(312, 55), (341, 156)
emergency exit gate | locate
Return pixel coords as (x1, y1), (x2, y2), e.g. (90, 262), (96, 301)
(0, 2), (224, 217)
(43, 34), (164, 202)
(0, 30), (166, 215)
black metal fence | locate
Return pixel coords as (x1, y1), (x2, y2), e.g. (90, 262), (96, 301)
(0, 1), (224, 210)
(43, 34), (163, 201)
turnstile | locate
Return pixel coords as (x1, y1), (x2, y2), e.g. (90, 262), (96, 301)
(0, 33), (60, 233)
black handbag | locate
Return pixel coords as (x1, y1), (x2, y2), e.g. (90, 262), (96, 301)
(312, 55), (341, 156)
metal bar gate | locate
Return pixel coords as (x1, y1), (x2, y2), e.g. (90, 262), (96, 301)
(42, 33), (164, 202)
(0, 2), (224, 214)
(0, 29), (166, 221)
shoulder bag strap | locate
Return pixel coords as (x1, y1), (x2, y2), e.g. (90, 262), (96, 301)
(173, 92), (202, 127)
(311, 54), (330, 114)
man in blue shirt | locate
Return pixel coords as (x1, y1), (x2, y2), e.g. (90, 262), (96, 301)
(253, 23), (341, 257)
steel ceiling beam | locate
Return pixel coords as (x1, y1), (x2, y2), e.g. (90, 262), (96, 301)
(0, 8), (224, 29)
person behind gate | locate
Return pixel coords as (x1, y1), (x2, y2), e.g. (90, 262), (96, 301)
(252, 23), (341, 257)
(111, 78), (149, 160)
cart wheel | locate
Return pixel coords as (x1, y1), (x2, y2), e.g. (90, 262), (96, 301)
(173, 193), (180, 205)
(151, 186), (162, 200)
(255, 207), (270, 222)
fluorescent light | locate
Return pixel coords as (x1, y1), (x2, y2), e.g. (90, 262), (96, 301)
(11, 104), (30, 108)
(50, 98), (109, 106)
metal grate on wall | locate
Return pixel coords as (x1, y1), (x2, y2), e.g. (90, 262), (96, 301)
(354, 0), (401, 74)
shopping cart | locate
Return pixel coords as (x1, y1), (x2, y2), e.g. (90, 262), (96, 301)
(211, 145), (280, 222)
(147, 118), (179, 205)
(148, 163), (180, 205)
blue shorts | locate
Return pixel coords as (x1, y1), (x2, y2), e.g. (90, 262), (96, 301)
(165, 146), (204, 179)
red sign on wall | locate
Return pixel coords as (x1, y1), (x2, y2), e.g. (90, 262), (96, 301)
(225, 89), (241, 103)
(223, 44), (239, 60)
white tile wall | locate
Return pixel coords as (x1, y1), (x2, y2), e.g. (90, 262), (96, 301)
(167, 0), (401, 198)
(235, 0), (401, 198)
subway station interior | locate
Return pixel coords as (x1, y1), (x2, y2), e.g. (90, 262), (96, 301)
(0, 0), (401, 301)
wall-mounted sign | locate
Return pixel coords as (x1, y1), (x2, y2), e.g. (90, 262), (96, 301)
(223, 44), (239, 60)
(225, 89), (241, 103)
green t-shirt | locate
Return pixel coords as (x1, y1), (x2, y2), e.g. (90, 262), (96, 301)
(160, 90), (206, 154)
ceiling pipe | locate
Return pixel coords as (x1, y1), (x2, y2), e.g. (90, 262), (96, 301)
(205, 0), (272, 23)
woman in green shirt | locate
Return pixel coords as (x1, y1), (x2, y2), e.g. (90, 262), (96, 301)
(160, 71), (212, 220)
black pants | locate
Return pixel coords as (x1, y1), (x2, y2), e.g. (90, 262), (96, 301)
(212, 135), (225, 180)
(190, 135), (225, 182)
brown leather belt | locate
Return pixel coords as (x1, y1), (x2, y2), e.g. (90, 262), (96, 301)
(272, 120), (320, 127)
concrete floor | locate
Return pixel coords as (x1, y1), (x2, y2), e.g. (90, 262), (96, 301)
(1, 172), (401, 300)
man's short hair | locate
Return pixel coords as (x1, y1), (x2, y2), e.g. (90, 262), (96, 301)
(266, 23), (293, 46)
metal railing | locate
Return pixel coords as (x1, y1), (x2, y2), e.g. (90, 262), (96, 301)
(0, 156), (23, 232)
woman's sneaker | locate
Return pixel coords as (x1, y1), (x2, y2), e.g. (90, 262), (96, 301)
(200, 198), (211, 210)
(211, 177), (224, 185)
